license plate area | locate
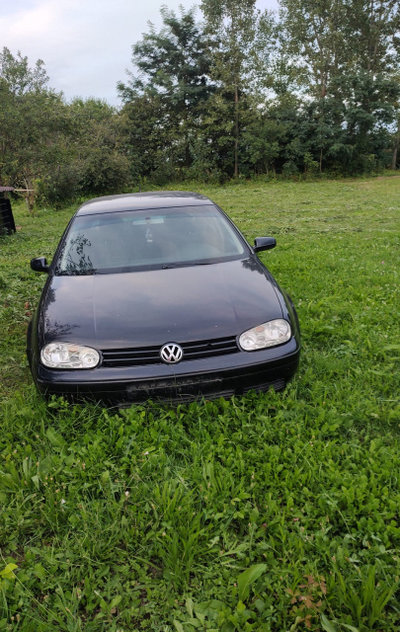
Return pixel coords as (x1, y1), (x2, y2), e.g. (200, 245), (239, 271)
(126, 375), (223, 395)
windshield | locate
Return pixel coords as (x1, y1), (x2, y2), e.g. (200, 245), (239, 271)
(55, 205), (246, 275)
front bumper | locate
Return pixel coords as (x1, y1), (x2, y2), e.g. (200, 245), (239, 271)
(34, 338), (300, 404)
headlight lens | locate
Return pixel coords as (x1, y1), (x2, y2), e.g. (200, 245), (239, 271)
(41, 343), (100, 369)
(239, 319), (291, 351)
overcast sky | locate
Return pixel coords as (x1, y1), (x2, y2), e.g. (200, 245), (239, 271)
(0, 0), (279, 106)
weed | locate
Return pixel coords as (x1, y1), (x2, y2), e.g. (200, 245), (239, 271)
(0, 178), (399, 630)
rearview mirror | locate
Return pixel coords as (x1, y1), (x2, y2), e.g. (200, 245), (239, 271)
(30, 257), (49, 273)
(253, 237), (276, 253)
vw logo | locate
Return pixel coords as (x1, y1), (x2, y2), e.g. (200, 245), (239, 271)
(160, 342), (184, 364)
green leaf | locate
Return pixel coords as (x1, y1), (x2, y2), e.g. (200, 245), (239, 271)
(237, 563), (267, 601)
(33, 563), (46, 580)
(0, 563), (18, 579)
(321, 615), (337, 632)
(321, 616), (360, 632)
(46, 427), (65, 448)
(383, 344), (400, 352)
(186, 597), (194, 618)
(110, 594), (122, 609)
(194, 600), (225, 623)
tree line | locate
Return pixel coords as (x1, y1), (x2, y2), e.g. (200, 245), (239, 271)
(1, 0), (399, 207)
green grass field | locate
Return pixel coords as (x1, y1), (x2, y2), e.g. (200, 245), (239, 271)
(0, 177), (399, 631)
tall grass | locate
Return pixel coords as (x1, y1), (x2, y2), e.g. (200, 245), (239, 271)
(0, 176), (399, 630)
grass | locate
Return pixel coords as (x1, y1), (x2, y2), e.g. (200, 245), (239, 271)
(0, 176), (399, 631)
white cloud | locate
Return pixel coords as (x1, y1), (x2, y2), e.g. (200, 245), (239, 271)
(0, 0), (279, 105)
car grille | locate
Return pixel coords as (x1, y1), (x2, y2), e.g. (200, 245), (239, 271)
(101, 336), (239, 367)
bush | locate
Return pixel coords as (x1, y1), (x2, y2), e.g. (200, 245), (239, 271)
(282, 160), (299, 178)
(303, 152), (320, 176)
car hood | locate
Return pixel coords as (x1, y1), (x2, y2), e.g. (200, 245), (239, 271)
(40, 258), (283, 348)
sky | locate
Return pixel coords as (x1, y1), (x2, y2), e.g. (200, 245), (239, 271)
(0, 0), (279, 106)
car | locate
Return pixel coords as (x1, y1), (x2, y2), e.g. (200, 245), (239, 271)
(27, 192), (300, 404)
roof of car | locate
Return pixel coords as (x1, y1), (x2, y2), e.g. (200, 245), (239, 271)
(77, 192), (213, 215)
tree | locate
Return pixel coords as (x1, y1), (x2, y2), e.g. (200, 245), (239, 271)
(0, 47), (48, 95)
(279, 0), (400, 172)
(0, 48), (131, 208)
(200, 0), (273, 177)
(279, 0), (348, 99)
(279, 0), (350, 171)
(37, 98), (131, 205)
(118, 6), (214, 176)
(341, 0), (400, 167)
(0, 48), (66, 208)
(119, 92), (175, 183)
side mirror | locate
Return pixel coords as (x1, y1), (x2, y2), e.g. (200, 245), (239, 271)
(254, 237), (276, 253)
(30, 257), (49, 273)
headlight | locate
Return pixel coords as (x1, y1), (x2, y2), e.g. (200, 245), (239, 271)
(239, 319), (291, 351)
(41, 343), (100, 369)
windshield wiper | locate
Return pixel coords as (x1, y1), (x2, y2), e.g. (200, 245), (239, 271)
(57, 269), (96, 276)
(191, 260), (214, 266)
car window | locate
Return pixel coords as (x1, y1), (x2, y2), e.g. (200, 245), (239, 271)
(55, 205), (246, 275)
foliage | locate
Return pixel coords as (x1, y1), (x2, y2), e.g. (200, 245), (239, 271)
(115, 1), (400, 181)
(117, 6), (214, 180)
(36, 98), (131, 206)
(200, 0), (271, 178)
(0, 49), (66, 200)
(279, 0), (400, 172)
(0, 50), (131, 208)
(0, 177), (400, 629)
(0, 47), (49, 95)
(2, 0), (400, 195)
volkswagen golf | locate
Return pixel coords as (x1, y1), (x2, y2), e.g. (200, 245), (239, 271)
(27, 192), (300, 403)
